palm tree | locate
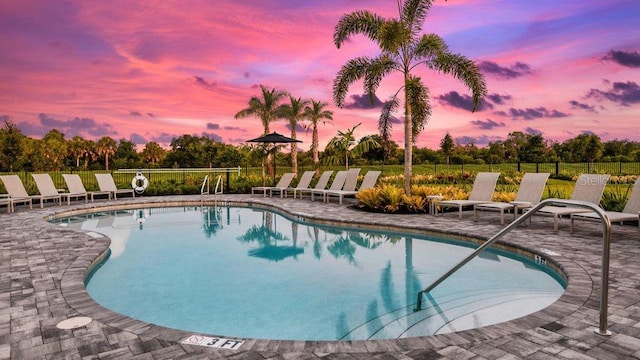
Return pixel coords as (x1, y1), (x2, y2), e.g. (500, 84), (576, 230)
(324, 123), (379, 169)
(141, 141), (166, 165)
(333, 0), (487, 194)
(235, 85), (288, 179)
(281, 95), (309, 174)
(304, 100), (334, 174)
(96, 136), (117, 170)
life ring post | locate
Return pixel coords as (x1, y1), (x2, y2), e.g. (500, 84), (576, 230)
(132, 171), (149, 194)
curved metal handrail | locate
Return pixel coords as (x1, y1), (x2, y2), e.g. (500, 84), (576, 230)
(414, 198), (613, 336)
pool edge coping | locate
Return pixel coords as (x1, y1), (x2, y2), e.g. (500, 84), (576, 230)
(55, 195), (592, 354)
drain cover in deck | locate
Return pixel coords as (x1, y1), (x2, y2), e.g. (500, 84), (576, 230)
(57, 316), (92, 329)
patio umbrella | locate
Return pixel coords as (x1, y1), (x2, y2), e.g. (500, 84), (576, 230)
(247, 132), (302, 185)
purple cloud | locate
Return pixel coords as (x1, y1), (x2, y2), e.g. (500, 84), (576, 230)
(497, 107), (570, 120)
(478, 61), (532, 80)
(195, 76), (217, 89)
(130, 133), (147, 144)
(201, 131), (223, 142)
(525, 127), (543, 135)
(603, 50), (640, 68)
(586, 81), (640, 106)
(471, 118), (505, 130)
(438, 91), (493, 111)
(569, 100), (597, 113)
(486, 93), (512, 105)
(344, 93), (384, 109)
(207, 122), (220, 130)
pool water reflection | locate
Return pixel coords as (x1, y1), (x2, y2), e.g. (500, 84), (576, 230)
(54, 206), (566, 341)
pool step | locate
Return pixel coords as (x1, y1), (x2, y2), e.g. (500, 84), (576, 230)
(342, 288), (560, 340)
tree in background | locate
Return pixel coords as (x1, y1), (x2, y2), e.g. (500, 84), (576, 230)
(0, 118), (24, 171)
(40, 129), (68, 170)
(234, 85), (288, 178)
(332, 0), (487, 194)
(113, 139), (140, 169)
(67, 136), (92, 169)
(440, 132), (454, 171)
(281, 95), (309, 174)
(324, 123), (380, 169)
(141, 141), (166, 166)
(95, 136), (117, 170)
(304, 100), (334, 174)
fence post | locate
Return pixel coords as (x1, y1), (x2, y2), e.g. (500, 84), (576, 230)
(536, 163), (539, 173)
(619, 162), (622, 174)
(555, 161), (559, 175)
(588, 162), (591, 174)
(517, 162), (521, 172)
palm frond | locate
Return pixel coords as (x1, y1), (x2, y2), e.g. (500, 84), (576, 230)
(379, 95), (400, 144)
(413, 33), (449, 60)
(401, 0), (435, 35)
(363, 55), (398, 103)
(405, 76), (431, 140)
(333, 57), (372, 107)
(432, 53), (488, 112)
(334, 10), (385, 48)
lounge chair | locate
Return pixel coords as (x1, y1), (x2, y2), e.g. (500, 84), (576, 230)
(32, 174), (70, 207)
(474, 173), (550, 224)
(528, 174), (610, 231)
(251, 173), (295, 197)
(309, 170), (348, 202)
(437, 172), (501, 218)
(0, 194), (12, 213)
(296, 171), (333, 199)
(570, 178), (640, 231)
(313, 168), (360, 202)
(95, 173), (135, 200)
(63, 174), (111, 203)
(0, 175), (35, 210)
(271, 171), (314, 198)
(325, 170), (381, 204)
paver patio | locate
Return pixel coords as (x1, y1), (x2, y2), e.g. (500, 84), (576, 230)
(1, 194), (640, 359)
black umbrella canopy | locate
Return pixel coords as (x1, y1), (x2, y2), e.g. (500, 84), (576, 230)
(247, 132), (302, 144)
(247, 132), (302, 185)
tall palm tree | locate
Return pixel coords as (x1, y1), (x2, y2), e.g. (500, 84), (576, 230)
(281, 95), (309, 174)
(235, 85), (288, 178)
(333, 0), (487, 194)
(304, 100), (334, 174)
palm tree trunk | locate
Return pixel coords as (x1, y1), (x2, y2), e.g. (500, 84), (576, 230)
(404, 84), (413, 195)
(312, 125), (320, 175)
(291, 129), (298, 175)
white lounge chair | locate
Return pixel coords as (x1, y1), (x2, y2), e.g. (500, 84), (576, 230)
(313, 168), (360, 202)
(296, 171), (333, 199)
(32, 174), (70, 207)
(474, 173), (550, 224)
(0, 175), (36, 210)
(272, 171), (315, 198)
(251, 173), (296, 197)
(571, 178), (640, 231)
(95, 173), (135, 200)
(529, 174), (610, 231)
(63, 174), (111, 203)
(309, 170), (349, 202)
(0, 194), (12, 213)
(437, 172), (501, 218)
(325, 170), (381, 204)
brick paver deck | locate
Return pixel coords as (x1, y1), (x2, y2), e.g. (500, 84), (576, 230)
(1, 194), (639, 359)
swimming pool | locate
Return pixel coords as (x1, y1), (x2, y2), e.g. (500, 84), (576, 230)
(54, 206), (566, 341)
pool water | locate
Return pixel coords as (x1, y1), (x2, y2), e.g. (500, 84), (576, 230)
(54, 206), (566, 341)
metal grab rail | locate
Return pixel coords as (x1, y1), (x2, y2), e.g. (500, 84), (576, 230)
(414, 198), (613, 336)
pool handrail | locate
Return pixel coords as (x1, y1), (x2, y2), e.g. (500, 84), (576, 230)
(414, 198), (613, 337)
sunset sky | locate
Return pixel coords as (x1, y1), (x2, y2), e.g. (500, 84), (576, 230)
(1, 0), (639, 151)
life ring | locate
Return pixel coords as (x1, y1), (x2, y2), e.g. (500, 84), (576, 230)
(131, 172), (149, 194)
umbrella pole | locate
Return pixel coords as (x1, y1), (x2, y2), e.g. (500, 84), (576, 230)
(273, 146), (277, 185)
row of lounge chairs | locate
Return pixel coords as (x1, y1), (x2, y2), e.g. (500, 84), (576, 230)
(437, 172), (640, 231)
(0, 173), (134, 213)
(251, 169), (382, 205)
